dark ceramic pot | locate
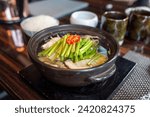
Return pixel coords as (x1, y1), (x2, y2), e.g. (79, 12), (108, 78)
(27, 25), (119, 87)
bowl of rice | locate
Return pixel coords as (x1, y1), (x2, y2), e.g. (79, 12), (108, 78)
(20, 15), (59, 37)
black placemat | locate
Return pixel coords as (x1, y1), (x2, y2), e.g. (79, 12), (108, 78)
(111, 51), (150, 100)
(19, 56), (136, 100)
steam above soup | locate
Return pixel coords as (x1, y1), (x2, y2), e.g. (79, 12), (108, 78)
(38, 34), (108, 69)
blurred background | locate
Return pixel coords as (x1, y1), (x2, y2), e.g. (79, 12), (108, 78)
(0, 0), (149, 100)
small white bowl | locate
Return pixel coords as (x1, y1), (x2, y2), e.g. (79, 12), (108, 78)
(21, 15), (59, 37)
(70, 11), (98, 27)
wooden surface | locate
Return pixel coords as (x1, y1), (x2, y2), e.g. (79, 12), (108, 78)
(0, 0), (150, 99)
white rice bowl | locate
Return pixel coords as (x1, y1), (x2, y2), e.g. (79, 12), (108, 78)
(21, 15), (59, 37)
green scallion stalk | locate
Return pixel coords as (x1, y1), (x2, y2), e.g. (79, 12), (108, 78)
(85, 46), (95, 55)
(38, 46), (52, 57)
(80, 38), (89, 48)
(83, 52), (96, 59)
(62, 34), (69, 47)
(79, 54), (83, 60)
(65, 44), (72, 58)
(74, 54), (78, 62)
(52, 42), (64, 61)
(87, 54), (101, 65)
(69, 52), (74, 59)
(60, 43), (69, 61)
(75, 40), (81, 56)
(71, 43), (76, 53)
(79, 41), (93, 55)
(47, 39), (61, 57)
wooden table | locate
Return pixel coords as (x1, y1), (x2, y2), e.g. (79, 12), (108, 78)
(0, 0), (150, 99)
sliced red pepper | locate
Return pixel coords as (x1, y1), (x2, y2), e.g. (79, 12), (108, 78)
(66, 35), (74, 44)
(66, 35), (80, 44)
(74, 35), (80, 42)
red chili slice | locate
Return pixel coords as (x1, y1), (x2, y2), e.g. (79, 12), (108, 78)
(66, 35), (74, 44)
(74, 35), (80, 42)
(66, 35), (80, 44)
